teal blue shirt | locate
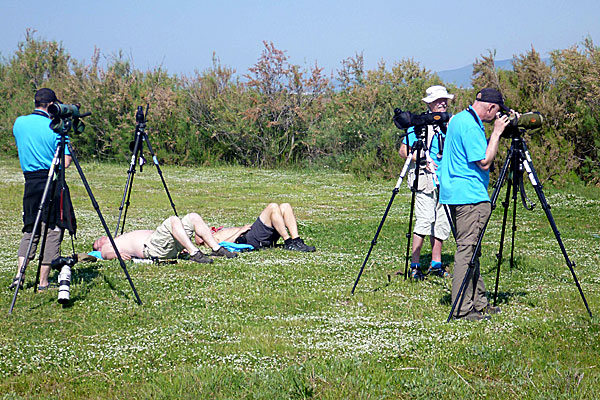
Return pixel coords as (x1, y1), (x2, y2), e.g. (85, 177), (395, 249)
(13, 110), (70, 172)
(439, 107), (490, 204)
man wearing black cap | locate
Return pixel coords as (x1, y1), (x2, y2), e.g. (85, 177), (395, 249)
(11, 88), (74, 291)
(438, 88), (512, 321)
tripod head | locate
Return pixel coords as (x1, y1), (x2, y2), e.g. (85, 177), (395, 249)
(130, 104), (150, 169)
(135, 103), (149, 131)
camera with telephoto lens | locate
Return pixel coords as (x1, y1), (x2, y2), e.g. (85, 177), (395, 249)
(393, 108), (451, 130)
(51, 255), (78, 304)
(501, 111), (543, 139)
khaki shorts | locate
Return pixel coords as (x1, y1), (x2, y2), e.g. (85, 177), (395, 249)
(17, 224), (64, 264)
(413, 188), (450, 241)
(143, 215), (195, 259)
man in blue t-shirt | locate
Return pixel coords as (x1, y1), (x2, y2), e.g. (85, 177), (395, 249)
(11, 88), (74, 291)
(439, 88), (511, 321)
(399, 86), (453, 280)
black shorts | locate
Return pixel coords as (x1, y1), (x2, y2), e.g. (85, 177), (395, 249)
(235, 217), (280, 249)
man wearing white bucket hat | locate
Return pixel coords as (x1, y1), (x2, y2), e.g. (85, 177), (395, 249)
(399, 85), (454, 280)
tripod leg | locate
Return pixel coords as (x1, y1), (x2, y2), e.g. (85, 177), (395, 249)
(67, 143), (142, 305)
(447, 255), (475, 322)
(443, 204), (457, 240)
(521, 145), (592, 318)
(403, 189), (417, 279)
(119, 170), (136, 236)
(115, 133), (142, 237)
(403, 144), (426, 280)
(33, 221), (51, 293)
(143, 134), (178, 217)
(351, 188), (400, 294)
(351, 156), (413, 295)
(493, 178), (512, 306)
(9, 149), (61, 314)
(509, 174), (519, 268)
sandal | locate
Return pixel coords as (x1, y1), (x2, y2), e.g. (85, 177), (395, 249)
(9, 276), (23, 290)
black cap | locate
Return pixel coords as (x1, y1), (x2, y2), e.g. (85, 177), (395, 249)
(34, 88), (60, 104)
(476, 88), (509, 112)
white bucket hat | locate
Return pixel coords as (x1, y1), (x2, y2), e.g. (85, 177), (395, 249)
(422, 85), (454, 103)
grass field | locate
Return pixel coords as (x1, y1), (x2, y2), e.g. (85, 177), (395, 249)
(0, 157), (599, 399)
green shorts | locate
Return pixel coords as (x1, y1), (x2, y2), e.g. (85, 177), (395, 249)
(143, 215), (194, 259)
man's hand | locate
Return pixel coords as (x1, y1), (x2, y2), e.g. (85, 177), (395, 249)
(476, 111), (512, 171)
(492, 112), (510, 139)
(426, 160), (438, 173)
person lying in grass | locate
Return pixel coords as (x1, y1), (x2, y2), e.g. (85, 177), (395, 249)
(92, 213), (237, 264)
(207, 203), (316, 252)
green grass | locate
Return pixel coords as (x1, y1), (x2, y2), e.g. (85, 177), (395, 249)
(0, 157), (599, 399)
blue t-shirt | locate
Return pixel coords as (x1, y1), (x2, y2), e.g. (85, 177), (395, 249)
(13, 110), (70, 172)
(439, 107), (490, 204)
(404, 125), (444, 181)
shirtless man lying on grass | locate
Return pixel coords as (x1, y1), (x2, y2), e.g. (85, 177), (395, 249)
(93, 213), (237, 264)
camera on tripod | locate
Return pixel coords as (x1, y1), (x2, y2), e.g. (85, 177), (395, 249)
(51, 254), (78, 304)
(501, 111), (543, 139)
(393, 108), (451, 131)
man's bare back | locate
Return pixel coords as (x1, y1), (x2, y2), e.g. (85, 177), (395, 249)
(94, 230), (154, 260)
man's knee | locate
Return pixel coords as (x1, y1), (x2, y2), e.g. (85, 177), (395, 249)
(280, 203), (292, 213)
(186, 213), (207, 226)
(266, 203), (281, 215)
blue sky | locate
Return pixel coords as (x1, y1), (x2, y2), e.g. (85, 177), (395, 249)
(2, 0), (599, 77)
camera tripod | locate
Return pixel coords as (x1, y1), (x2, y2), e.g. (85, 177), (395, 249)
(351, 124), (455, 294)
(114, 105), (178, 237)
(9, 110), (142, 314)
(447, 135), (593, 322)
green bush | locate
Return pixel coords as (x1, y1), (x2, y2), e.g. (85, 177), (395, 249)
(2, 31), (599, 184)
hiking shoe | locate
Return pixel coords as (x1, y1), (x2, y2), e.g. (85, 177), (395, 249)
(480, 305), (501, 315)
(190, 251), (213, 264)
(460, 310), (491, 321)
(284, 237), (316, 252)
(427, 266), (451, 278)
(410, 268), (425, 281)
(210, 246), (238, 258)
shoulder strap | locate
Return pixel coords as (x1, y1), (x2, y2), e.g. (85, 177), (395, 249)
(31, 110), (50, 118)
(466, 107), (479, 124)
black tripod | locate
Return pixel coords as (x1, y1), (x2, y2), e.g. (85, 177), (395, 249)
(351, 124), (455, 294)
(114, 105), (178, 237)
(447, 134), (593, 322)
(9, 106), (142, 314)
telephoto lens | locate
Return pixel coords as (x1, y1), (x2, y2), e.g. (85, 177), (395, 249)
(57, 265), (72, 304)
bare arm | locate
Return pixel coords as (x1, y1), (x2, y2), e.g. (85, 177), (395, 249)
(476, 113), (509, 171)
(100, 243), (132, 261)
(399, 143), (419, 161)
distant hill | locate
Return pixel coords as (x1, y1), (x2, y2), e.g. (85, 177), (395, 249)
(437, 59), (514, 88)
